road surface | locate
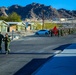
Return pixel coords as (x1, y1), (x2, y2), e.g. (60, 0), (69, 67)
(0, 34), (76, 75)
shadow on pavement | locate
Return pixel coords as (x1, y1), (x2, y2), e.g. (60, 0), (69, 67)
(0, 44), (73, 75)
(14, 56), (53, 75)
(25, 34), (50, 37)
(0, 53), (54, 55)
(53, 43), (72, 51)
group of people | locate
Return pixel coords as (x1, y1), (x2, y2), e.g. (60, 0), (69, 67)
(0, 32), (11, 54)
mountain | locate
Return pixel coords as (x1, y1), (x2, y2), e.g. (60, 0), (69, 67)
(0, 7), (8, 16)
(0, 2), (76, 20)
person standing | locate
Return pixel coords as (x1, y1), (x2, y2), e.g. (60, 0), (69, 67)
(3, 33), (11, 54)
(0, 32), (4, 53)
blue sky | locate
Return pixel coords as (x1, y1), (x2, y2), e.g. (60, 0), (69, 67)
(0, 0), (76, 10)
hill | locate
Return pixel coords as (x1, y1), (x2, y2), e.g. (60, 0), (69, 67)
(0, 2), (76, 20)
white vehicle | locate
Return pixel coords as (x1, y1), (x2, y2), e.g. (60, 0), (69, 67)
(35, 29), (50, 35)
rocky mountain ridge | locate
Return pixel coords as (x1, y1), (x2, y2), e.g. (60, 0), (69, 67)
(0, 2), (76, 20)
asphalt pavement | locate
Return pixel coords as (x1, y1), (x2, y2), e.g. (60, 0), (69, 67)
(0, 33), (76, 75)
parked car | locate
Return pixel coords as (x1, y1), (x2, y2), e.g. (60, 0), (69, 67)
(35, 29), (50, 35)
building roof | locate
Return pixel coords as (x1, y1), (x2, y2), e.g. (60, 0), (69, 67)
(0, 20), (8, 26)
(7, 22), (25, 26)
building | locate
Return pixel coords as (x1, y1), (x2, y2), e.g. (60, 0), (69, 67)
(0, 20), (8, 32)
(7, 22), (26, 32)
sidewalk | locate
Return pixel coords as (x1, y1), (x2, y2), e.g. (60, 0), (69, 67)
(7, 31), (34, 40)
(32, 43), (76, 75)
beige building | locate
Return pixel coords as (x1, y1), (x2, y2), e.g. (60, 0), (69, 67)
(7, 22), (26, 32)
